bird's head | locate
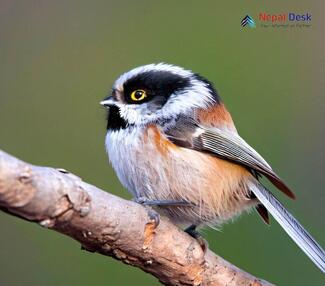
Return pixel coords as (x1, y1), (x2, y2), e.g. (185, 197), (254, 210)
(101, 63), (220, 130)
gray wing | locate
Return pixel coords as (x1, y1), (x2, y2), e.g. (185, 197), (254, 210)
(165, 118), (295, 199)
(165, 118), (325, 273)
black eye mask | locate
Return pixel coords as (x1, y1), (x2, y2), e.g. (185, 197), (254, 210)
(123, 71), (192, 106)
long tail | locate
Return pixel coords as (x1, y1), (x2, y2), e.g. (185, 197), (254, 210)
(249, 181), (325, 273)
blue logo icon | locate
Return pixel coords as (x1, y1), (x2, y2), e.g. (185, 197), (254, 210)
(241, 15), (256, 28)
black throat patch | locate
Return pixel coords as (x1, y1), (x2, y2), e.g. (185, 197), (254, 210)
(106, 105), (127, 130)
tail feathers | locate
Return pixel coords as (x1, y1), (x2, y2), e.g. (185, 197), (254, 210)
(256, 204), (270, 225)
(249, 181), (325, 273)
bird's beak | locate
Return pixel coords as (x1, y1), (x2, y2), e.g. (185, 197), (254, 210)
(100, 96), (115, 107)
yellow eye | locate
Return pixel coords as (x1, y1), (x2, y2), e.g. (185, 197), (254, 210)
(130, 89), (147, 102)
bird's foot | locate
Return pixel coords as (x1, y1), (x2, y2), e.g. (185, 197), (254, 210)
(133, 197), (195, 232)
(184, 224), (209, 252)
(133, 197), (162, 229)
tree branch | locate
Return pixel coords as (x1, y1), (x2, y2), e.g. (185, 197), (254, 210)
(0, 150), (274, 286)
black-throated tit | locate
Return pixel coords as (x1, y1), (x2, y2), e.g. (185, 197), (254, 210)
(100, 63), (325, 273)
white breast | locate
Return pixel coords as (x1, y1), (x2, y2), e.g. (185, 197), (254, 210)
(105, 127), (144, 197)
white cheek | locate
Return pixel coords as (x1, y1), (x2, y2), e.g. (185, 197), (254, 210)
(119, 105), (139, 124)
(118, 103), (160, 126)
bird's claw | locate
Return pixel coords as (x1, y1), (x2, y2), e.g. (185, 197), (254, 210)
(146, 208), (160, 228)
(184, 224), (209, 252)
(133, 197), (161, 228)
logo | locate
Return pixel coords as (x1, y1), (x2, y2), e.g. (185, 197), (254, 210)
(241, 12), (312, 29)
(259, 12), (312, 23)
(241, 15), (256, 28)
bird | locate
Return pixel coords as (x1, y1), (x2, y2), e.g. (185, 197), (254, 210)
(100, 63), (325, 273)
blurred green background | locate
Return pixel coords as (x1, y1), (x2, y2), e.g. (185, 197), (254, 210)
(0, 1), (324, 285)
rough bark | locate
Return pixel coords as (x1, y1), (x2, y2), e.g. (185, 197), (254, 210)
(0, 150), (274, 286)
